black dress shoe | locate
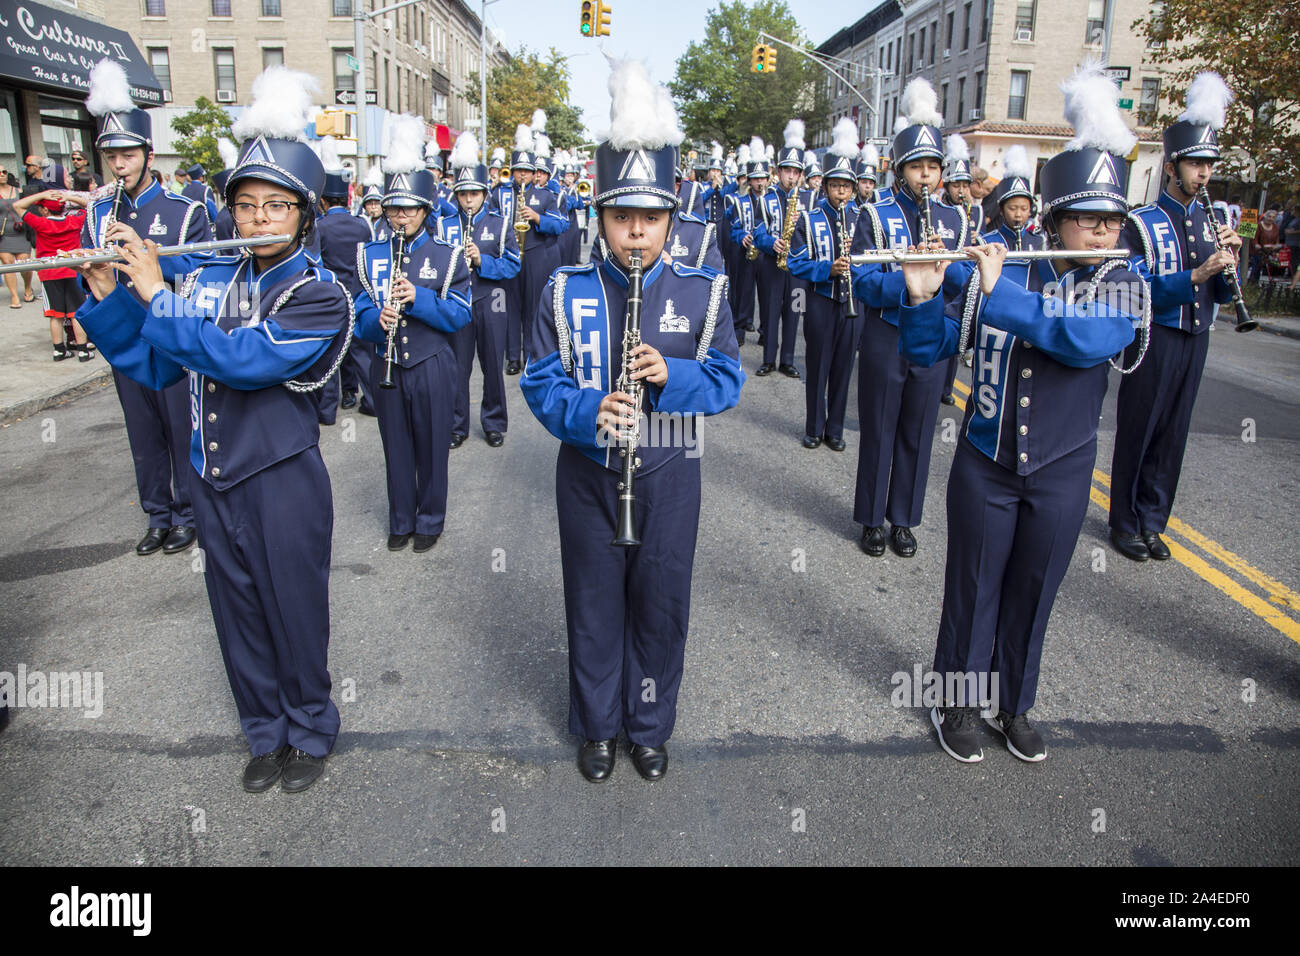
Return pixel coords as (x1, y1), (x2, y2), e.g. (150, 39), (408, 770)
(413, 533), (440, 553)
(779, 363), (800, 379)
(162, 525), (196, 554)
(860, 525), (887, 557)
(485, 431), (504, 447)
(890, 525), (917, 558)
(755, 363), (774, 376)
(578, 738), (617, 782)
(802, 435), (822, 449)
(450, 433), (467, 449)
(340, 392), (358, 409)
(630, 743), (668, 781)
(940, 394), (957, 406)
(505, 360), (522, 375)
(824, 435), (846, 452)
(242, 745), (291, 793)
(1141, 531), (1171, 560)
(280, 748), (325, 793)
(387, 532), (411, 551)
(318, 417), (336, 426)
(136, 528), (168, 556)
(1110, 529), (1149, 562)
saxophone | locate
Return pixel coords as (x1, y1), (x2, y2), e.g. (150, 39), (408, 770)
(777, 186), (799, 271)
(513, 182), (529, 258)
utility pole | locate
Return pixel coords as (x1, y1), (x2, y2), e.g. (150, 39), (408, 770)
(481, 0), (501, 158)
(353, 0), (429, 180)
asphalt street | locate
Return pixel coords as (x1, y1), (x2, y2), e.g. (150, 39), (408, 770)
(1, 299), (1297, 866)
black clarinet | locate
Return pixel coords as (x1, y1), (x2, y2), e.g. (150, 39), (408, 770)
(836, 201), (858, 318)
(379, 230), (406, 390)
(1198, 187), (1257, 333)
(611, 249), (645, 548)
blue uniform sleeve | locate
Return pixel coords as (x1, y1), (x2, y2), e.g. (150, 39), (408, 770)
(138, 280), (343, 389)
(729, 202), (749, 246)
(897, 281), (964, 367)
(849, 219), (907, 309)
(787, 214), (831, 284)
(533, 198), (570, 236)
(73, 284), (187, 389)
(353, 286), (385, 346)
(519, 277), (605, 450)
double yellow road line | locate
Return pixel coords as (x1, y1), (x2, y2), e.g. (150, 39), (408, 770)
(947, 378), (1300, 644)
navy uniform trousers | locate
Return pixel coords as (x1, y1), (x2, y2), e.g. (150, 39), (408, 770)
(505, 270), (525, 364)
(940, 354), (960, 402)
(729, 245), (757, 341)
(853, 313), (946, 528)
(756, 255), (798, 368)
(371, 349), (457, 536)
(113, 371), (194, 529)
(193, 446), (340, 757)
(933, 438), (1094, 716)
(520, 240), (562, 361)
(1108, 323), (1211, 535)
(802, 291), (862, 441)
(556, 443), (700, 748)
(452, 292), (508, 437)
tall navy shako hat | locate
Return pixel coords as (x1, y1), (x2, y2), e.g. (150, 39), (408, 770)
(593, 55), (683, 210)
(823, 117), (859, 183)
(856, 142), (879, 182)
(425, 141), (445, 173)
(449, 130), (489, 191)
(1039, 62), (1137, 218)
(225, 67), (326, 208)
(510, 123), (535, 172)
(87, 60), (153, 151)
(359, 165), (383, 203)
(489, 146), (505, 171)
(747, 136), (770, 178)
(777, 119), (806, 169)
(186, 163), (206, 180)
(1163, 71), (1230, 162)
(989, 144), (1035, 207)
(211, 169), (231, 194)
(943, 133), (972, 183)
(316, 136), (351, 200)
(803, 150), (822, 178)
(890, 78), (944, 170)
(380, 114), (434, 208)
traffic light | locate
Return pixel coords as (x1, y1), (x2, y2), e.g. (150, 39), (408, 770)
(766, 46), (777, 72)
(595, 0), (611, 37)
(580, 1), (594, 36)
(751, 44), (767, 73)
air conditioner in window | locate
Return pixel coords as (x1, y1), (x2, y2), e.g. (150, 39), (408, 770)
(942, 48), (951, 58)
(216, 89), (236, 103)
(162, 91), (172, 103)
(969, 108), (981, 120)
(1016, 28), (1033, 42)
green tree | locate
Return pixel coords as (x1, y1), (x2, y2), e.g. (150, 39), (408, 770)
(170, 97), (234, 173)
(670, 0), (829, 151)
(467, 47), (585, 155)
(1133, 0), (1300, 199)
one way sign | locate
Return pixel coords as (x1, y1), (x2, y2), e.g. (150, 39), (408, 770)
(335, 89), (378, 105)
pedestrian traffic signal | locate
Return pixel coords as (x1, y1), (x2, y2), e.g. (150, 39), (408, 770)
(580, 1), (595, 36)
(595, 1), (611, 37)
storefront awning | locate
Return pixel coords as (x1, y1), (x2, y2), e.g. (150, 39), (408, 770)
(0, 0), (163, 106)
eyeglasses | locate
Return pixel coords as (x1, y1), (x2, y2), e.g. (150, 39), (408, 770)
(231, 200), (301, 223)
(385, 207), (423, 218)
(1064, 213), (1127, 232)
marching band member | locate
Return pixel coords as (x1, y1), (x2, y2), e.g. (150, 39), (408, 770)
(75, 67), (354, 792)
(724, 144), (756, 343)
(82, 59), (212, 559)
(755, 119), (812, 379)
(358, 167), (388, 241)
(788, 117), (863, 452)
(180, 162), (219, 225)
(853, 143), (881, 214)
(488, 147), (504, 187)
(314, 136), (374, 418)
(1109, 73), (1240, 563)
(494, 125), (534, 375)
(981, 145), (1045, 266)
(559, 151), (589, 267)
(518, 119), (569, 361)
(938, 133), (980, 405)
(520, 56), (744, 783)
(850, 78), (971, 559)
(354, 115), (472, 553)
(804, 150), (823, 196)
(424, 142), (458, 230)
(898, 63), (1147, 763)
(441, 131), (521, 448)
(701, 144), (731, 277)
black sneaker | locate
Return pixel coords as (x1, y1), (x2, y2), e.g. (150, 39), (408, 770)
(931, 706), (984, 762)
(52, 343), (69, 362)
(984, 710), (1046, 762)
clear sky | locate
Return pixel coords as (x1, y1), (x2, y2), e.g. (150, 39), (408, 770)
(479, 0), (876, 142)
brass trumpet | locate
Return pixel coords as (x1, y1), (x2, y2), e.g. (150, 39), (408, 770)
(576, 180), (592, 198)
(499, 163), (511, 179)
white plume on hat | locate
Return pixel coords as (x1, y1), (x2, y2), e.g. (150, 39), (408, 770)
(513, 124), (533, 152)
(362, 165), (383, 188)
(450, 130), (479, 168)
(893, 115), (910, 137)
(217, 137), (239, 169)
(1061, 61), (1136, 154)
(862, 142), (880, 167)
(944, 133), (970, 163)
(530, 108), (547, 132)
(804, 149), (819, 168)
(382, 113), (427, 174)
(1179, 71), (1232, 129)
(316, 135), (342, 171)
(425, 139), (442, 162)
(737, 143), (751, 166)
(86, 59), (134, 117)
(710, 141), (723, 161)
(748, 136), (765, 163)
(830, 116), (859, 160)
(490, 146), (506, 164)
(601, 54), (684, 150)
(1002, 144), (1032, 179)
(231, 66), (320, 143)
(534, 133), (551, 158)
(783, 118), (806, 150)
(900, 77), (943, 128)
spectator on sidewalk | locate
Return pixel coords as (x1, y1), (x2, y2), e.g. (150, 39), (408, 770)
(70, 150), (102, 189)
(1249, 208), (1281, 284)
(1284, 202), (1300, 285)
(13, 189), (92, 361)
(0, 168), (37, 308)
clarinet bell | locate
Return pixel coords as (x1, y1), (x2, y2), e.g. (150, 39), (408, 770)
(612, 490), (641, 548)
(1233, 298), (1258, 333)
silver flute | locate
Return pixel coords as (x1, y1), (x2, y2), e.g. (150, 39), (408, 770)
(849, 247), (1132, 265)
(0, 234), (291, 275)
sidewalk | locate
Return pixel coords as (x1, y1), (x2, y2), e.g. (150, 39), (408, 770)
(1256, 313), (1300, 342)
(0, 290), (112, 426)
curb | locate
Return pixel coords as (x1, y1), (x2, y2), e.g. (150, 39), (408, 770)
(1256, 319), (1300, 342)
(0, 365), (113, 426)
